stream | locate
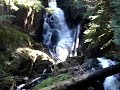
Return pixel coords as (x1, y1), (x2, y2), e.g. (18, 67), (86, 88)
(44, 0), (120, 90)
(98, 57), (120, 90)
(43, 0), (120, 90)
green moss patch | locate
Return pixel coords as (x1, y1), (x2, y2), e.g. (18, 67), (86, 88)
(0, 25), (33, 50)
(33, 74), (72, 90)
(0, 25), (35, 74)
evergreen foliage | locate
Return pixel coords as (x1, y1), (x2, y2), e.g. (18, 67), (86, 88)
(85, 0), (120, 47)
(84, 0), (113, 50)
(0, 15), (15, 24)
(109, 0), (120, 45)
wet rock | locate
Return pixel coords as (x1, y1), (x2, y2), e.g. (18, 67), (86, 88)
(81, 58), (102, 71)
(33, 60), (53, 74)
(67, 56), (85, 66)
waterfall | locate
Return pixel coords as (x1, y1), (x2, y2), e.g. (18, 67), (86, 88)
(43, 0), (80, 64)
(97, 57), (120, 90)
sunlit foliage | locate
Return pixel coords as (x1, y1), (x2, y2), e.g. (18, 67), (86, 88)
(84, 0), (112, 49)
(1, 0), (42, 11)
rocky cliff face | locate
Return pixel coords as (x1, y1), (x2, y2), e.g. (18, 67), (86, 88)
(57, 0), (87, 27)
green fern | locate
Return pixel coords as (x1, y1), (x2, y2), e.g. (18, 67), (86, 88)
(0, 15), (15, 23)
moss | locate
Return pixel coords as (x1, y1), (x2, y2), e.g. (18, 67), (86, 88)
(33, 74), (72, 90)
(0, 25), (35, 74)
(0, 23), (46, 89)
(0, 76), (15, 90)
(35, 77), (54, 89)
(0, 25), (33, 50)
(0, 25), (33, 49)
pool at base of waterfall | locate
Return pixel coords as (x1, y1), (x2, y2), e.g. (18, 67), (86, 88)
(98, 57), (120, 90)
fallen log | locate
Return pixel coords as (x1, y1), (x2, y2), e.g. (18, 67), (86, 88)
(53, 63), (120, 90)
(16, 74), (48, 90)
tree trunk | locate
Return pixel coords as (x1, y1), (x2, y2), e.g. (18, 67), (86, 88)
(53, 63), (120, 90)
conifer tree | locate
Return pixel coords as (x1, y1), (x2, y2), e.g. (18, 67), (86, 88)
(109, 0), (120, 45)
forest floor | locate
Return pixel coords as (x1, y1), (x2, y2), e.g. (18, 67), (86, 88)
(33, 64), (92, 90)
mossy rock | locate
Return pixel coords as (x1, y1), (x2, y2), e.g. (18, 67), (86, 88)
(0, 24), (50, 90)
(0, 25), (34, 74)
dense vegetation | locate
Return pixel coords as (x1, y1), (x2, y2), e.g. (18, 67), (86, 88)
(84, 0), (120, 59)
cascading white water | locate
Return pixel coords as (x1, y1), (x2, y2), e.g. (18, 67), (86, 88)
(97, 57), (120, 90)
(43, 0), (80, 64)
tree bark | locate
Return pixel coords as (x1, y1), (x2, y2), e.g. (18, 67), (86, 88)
(53, 63), (120, 90)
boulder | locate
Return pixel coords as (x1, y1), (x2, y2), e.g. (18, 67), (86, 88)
(12, 47), (55, 76)
(0, 25), (34, 74)
(13, 47), (55, 64)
